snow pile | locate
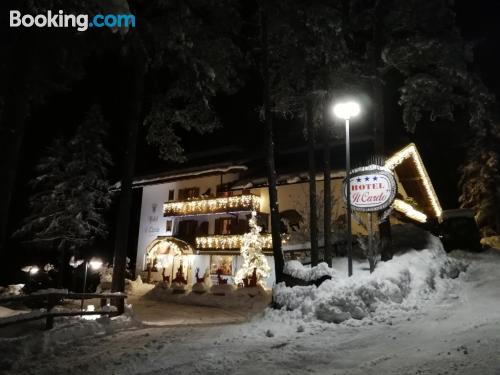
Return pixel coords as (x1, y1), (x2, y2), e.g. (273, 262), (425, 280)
(273, 231), (465, 324)
(0, 307), (137, 371)
(283, 260), (335, 282)
(125, 276), (154, 296)
(0, 284), (25, 297)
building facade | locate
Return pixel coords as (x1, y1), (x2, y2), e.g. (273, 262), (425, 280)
(132, 143), (442, 287)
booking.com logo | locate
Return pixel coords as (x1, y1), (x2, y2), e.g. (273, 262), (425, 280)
(9, 10), (136, 32)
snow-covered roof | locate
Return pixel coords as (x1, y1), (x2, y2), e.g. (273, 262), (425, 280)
(112, 163), (248, 190)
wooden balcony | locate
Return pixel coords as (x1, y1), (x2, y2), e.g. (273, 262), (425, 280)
(163, 193), (261, 217)
(195, 234), (273, 255)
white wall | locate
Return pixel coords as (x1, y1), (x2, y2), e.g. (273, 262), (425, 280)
(135, 173), (240, 274)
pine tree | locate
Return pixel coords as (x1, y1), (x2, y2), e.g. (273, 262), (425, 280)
(15, 107), (112, 257)
(234, 212), (271, 287)
(459, 125), (500, 236)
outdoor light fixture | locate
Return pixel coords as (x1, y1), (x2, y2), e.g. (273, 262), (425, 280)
(89, 259), (103, 271)
(81, 257), (103, 312)
(332, 100), (361, 277)
(332, 101), (360, 120)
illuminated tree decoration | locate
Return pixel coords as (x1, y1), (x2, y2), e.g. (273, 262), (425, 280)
(234, 211), (271, 286)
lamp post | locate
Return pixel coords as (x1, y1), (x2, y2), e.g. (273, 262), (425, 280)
(333, 101), (360, 277)
(80, 258), (103, 311)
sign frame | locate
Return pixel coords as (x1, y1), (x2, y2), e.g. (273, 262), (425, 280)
(343, 165), (397, 213)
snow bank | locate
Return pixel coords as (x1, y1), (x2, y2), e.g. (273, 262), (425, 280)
(0, 284), (24, 297)
(0, 307), (138, 371)
(283, 261), (335, 282)
(273, 230), (465, 324)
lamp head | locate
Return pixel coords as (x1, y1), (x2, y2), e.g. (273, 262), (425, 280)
(332, 101), (361, 120)
(89, 259), (103, 271)
(29, 266), (39, 275)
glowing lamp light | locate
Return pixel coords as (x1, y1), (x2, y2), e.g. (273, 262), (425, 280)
(29, 266), (39, 275)
(332, 101), (360, 120)
(88, 259), (103, 271)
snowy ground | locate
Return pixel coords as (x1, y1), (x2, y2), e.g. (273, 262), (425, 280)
(1, 247), (500, 374)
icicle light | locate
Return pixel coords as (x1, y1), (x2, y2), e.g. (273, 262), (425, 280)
(164, 194), (261, 216)
(196, 234), (273, 250)
(385, 144), (442, 218)
(393, 199), (427, 223)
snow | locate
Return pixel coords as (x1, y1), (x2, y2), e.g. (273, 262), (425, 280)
(0, 284), (24, 298)
(283, 260), (335, 282)
(2, 232), (500, 374)
(275, 228), (465, 324)
(0, 306), (30, 319)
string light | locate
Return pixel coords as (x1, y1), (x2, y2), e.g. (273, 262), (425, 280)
(164, 194), (261, 216)
(393, 199), (428, 223)
(196, 233), (273, 250)
(385, 143), (442, 217)
(234, 211), (271, 286)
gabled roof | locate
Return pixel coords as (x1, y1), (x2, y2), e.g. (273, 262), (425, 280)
(385, 143), (443, 219)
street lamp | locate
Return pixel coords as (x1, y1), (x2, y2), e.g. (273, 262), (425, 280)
(332, 101), (360, 277)
(81, 258), (103, 311)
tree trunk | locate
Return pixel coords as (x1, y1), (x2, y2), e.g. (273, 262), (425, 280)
(371, 0), (393, 261)
(111, 41), (146, 302)
(322, 113), (333, 266)
(306, 98), (319, 266)
(261, 8), (284, 283)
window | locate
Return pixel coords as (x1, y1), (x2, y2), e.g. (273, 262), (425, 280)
(210, 255), (233, 276)
(168, 189), (175, 201)
(166, 220), (173, 232)
(215, 217), (234, 235)
(178, 187), (199, 200)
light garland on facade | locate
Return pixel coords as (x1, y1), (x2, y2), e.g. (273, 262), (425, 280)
(385, 143), (442, 218)
(163, 194), (261, 216)
(393, 199), (427, 223)
(196, 233), (273, 250)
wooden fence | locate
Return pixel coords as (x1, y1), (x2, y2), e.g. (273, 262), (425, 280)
(0, 292), (127, 330)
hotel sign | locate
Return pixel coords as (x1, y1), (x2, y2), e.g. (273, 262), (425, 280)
(344, 166), (397, 212)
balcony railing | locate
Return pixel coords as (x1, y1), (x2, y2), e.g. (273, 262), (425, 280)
(164, 193), (261, 217)
(195, 234), (273, 250)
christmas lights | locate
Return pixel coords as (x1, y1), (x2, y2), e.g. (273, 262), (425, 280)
(196, 233), (273, 250)
(164, 194), (261, 216)
(234, 211), (271, 286)
(385, 143), (442, 217)
(393, 199), (427, 223)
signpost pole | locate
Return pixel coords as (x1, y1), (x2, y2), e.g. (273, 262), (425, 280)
(345, 119), (353, 277)
(368, 212), (374, 273)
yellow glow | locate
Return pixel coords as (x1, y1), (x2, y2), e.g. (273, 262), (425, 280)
(385, 144), (442, 217)
(196, 234), (273, 250)
(393, 199), (427, 223)
(164, 194), (261, 216)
